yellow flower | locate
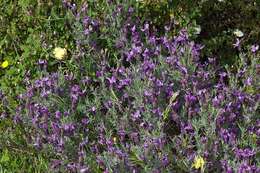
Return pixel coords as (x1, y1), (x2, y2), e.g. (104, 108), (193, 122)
(113, 137), (117, 143)
(192, 155), (205, 170)
(1, 60), (9, 69)
(53, 47), (67, 60)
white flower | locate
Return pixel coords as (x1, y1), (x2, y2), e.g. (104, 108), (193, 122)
(194, 26), (201, 35)
(233, 29), (244, 38)
(53, 47), (67, 60)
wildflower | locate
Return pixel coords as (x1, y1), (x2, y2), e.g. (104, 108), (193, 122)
(251, 44), (259, 53)
(245, 77), (252, 86)
(233, 29), (244, 38)
(192, 155), (205, 170)
(53, 47), (67, 60)
(235, 148), (256, 159)
(113, 137), (117, 143)
(80, 167), (89, 173)
(1, 60), (9, 69)
(238, 162), (252, 173)
(194, 25), (201, 35)
(161, 154), (169, 167)
(233, 38), (241, 49)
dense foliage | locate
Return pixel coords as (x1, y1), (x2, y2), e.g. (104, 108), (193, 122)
(0, 0), (259, 172)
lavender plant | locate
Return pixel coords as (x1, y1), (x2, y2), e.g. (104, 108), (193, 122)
(2, 1), (259, 173)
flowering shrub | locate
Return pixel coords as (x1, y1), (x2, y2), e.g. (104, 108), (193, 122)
(3, 1), (257, 172)
(0, 1), (259, 172)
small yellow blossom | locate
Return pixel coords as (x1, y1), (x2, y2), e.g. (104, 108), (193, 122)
(192, 155), (205, 170)
(1, 60), (9, 69)
(53, 47), (67, 60)
(113, 137), (117, 143)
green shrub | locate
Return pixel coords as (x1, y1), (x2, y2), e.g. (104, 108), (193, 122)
(136, 0), (202, 36)
(0, 0), (74, 108)
(196, 0), (260, 65)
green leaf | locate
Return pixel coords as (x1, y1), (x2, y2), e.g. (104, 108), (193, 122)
(129, 151), (145, 168)
(0, 149), (10, 163)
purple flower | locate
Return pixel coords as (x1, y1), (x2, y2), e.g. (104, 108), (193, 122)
(70, 84), (82, 109)
(235, 148), (256, 159)
(233, 38), (241, 49)
(130, 132), (139, 143)
(161, 154), (169, 167)
(126, 50), (135, 61)
(185, 92), (197, 106)
(142, 59), (156, 75)
(67, 162), (77, 172)
(152, 107), (162, 117)
(175, 29), (189, 44)
(181, 122), (194, 134)
(132, 110), (141, 119)
(118, 78), (131, 89)
(238, 162), (252, 173)
(245, 77), (252, 86)
(153, 137), (165, 150)
(141, 23), (149, 33)
(190, 42), (204, 62)
(128, 7), (134, 13)
(38, 59), (47, 69)
(221, 160), (233, 173)
(219, 128), (236, 145)
(80, 167), (89, 173)
(251, 44), (259, 53)
(51, 122), (61, 134)
(62, 123), (76, 136)
(13, 114), (22, 124)
(81, 118), (89, 125)
(55, 111), (62, 119)
(51, 159), (62, 169)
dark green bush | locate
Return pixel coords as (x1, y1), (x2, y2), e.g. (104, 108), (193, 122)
(136, 0), (202, 36)
(196, 0), (260, 64)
